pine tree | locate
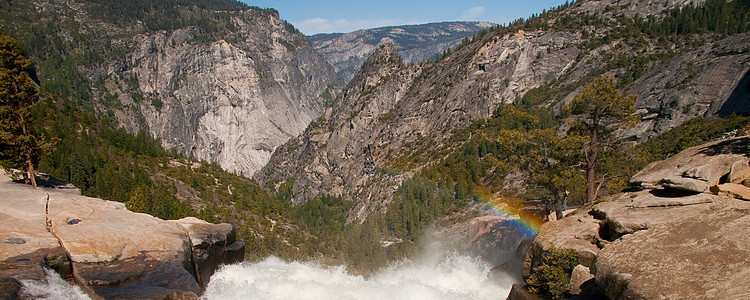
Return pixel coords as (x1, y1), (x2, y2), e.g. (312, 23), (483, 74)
(0, 33), (50, 187)
(566, 76), (637, 203)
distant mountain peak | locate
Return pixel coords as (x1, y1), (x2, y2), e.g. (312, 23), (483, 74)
(308, 21), (496, 81)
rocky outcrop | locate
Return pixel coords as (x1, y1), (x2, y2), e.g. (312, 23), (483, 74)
(521, 136), (750, 299)
(444, 215), (535, 268)
(308, 21), (495, 81)
(594, 202), (750, 299)
(0, 173), (243, 299)
(630, 136), (750, 191)
(173, 217), (244, 289)
(0, 176), (69, 298)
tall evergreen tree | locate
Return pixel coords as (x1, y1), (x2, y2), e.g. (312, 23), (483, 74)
(0, 33), (50, 187)
(566, 76), (637, 203)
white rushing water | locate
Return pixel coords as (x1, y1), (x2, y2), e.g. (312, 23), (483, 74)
(202, 253), (513, 300)
(19, 268), (90, 300)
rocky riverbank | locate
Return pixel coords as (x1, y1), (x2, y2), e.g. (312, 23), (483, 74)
(512, 136), (750, 299)
(0, 173), (244, 299)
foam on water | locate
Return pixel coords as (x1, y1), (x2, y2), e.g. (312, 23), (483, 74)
(202, 253), (513, 300)
(19, 268), (90, 300)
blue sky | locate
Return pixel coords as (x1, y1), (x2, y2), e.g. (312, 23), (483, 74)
(241, 0), (570, 35)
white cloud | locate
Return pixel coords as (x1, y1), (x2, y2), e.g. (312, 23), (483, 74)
(462, 6), (485, 20)
(294, 17), (416, 35)
(296, 18), (337, 35)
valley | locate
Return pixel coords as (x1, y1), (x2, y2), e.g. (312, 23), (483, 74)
(1, 0), (749, 299)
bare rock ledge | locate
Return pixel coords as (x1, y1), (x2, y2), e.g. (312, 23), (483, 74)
(0, 173), (243, 299)
(516, 136), (750, 299)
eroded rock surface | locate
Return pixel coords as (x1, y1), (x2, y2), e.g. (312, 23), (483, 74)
(173, 217), (245, 288)
(0, 174), (243, 299)
(261, 1), (750, 224)
(630, 137), (750, 190)
(309, 21), (494, 81)
(0, 174), (67, 298)
(594, 198), (750, 299)
(46, 192), (201, 299)
(522, 136), (750, 299)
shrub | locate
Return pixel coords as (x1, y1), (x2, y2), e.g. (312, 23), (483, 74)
(526, 247), (580, 299)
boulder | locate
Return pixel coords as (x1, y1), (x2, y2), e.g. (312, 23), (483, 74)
(522, 206), (601, 280)
(728, 160), (750, 183)
(630, 136), (750, 189)
(711, 183), (750, 200)
(568, 265), (594, 296)
(0, 278), (21, 300)
(173, 217), (245, 288)
(594, 197), (750, 299)
(0, 173), (246, 299)
(46, 191), (202, 299)
(523, 137), (750, 299)
(658, 176), (710, 193)
(592, 190), (717, 240)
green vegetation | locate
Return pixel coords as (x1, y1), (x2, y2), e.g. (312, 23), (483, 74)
(0, 0), (278, 111)
(32, 96), (318, 261)
(566, 76), (637, 203)
(319, 84), (336, 107)
(81, 0), (250, 31)
(641, 115), (750, 159)
(526, 247), (580, 299)
(0, 33), (52, 187)
(34, 99), (192, 220)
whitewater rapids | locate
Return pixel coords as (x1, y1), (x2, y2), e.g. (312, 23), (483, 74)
(201, 253), (513, 300)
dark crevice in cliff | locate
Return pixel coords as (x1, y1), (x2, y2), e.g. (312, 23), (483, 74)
(717, 68), (750, 117)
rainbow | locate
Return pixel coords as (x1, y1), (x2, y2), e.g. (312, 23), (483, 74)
(477, 196), (543, 237)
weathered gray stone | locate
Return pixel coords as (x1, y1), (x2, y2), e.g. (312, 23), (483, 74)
(506, 284), (544, 300)
(0, 175), (64, 284)
(711, 183), (750, 201)
(568, 265), (594, 296)
(728, 160), (750, 183)
(309, 22), (495, 81)
(0, 173), (243, 299)
(593, 190), (717, 241)
(44, 247), (72, 281)
(0, 278), (21, 300)
(70, 8), (342, 178)
(263, 15), (750, 225)
(524, 136), (750, 299)
(659, 176), (710, 193)
(173, 217), (245, 288)
(46, 191), (201, 299)
(631, 136), (750, 190)
(522, 207), (601, 280)
(625, 191), (715, 208)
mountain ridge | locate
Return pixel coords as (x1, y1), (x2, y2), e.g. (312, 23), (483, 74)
(259, 0), (750, 222)
(308, 21), (495, 81)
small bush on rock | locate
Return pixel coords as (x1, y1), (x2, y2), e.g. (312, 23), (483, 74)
(526, 247), (580, 299)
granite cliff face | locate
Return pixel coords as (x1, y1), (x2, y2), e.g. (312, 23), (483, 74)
(2, 0), (341, 177)
(308, 21), (495, 81)
(259, 0), (750, 220)
(102, 10), (340, 177)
